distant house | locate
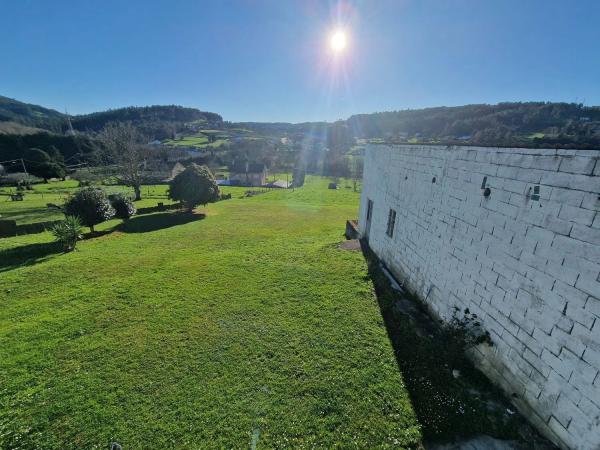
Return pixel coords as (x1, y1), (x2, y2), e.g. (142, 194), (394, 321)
(229, 161), (267, 187)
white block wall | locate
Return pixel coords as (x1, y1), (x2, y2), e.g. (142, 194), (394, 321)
(359, 144), (600, 450)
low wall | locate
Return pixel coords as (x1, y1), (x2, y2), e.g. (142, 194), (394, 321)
(358, 144), (600, 449)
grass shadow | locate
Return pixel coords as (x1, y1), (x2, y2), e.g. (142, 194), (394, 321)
(359, 241), (554, 448)
(119, 211), (206, 234)
(0, 241), (62, 273)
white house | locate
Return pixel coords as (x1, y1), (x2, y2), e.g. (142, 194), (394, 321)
(229, 161), (267, 187)
(359, 144), (600, 450)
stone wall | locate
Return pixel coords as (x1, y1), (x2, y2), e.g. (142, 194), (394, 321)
(358, 144), (600, 450)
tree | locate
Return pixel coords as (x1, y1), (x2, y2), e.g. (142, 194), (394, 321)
(64, 187), (115, 232)
(109, 193), (136, 220)
(168, 163), (219, 212)
(349, 156), (364, 192)
(100, 122), (146, 200)
(24, 148), (65, 182)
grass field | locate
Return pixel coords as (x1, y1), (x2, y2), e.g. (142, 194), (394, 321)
(526, 132), (546, 140)
(0, 176), (422, 449)
(163, 134), (228, 148)
(0, 182), (179, 226)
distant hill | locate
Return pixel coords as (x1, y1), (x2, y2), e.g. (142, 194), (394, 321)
(2, 95), (600, 153)
(0, 98), (228, 164)
(235, 102), (600, 149)
(0, 95), (223, 137)
(0, 95), (65, 132)
(71, 105), (223, 139)
(346, 102), (600, 148)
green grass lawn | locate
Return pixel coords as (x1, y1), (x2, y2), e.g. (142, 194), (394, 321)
(163, 135), (210, 147)
(526, 132), (546, 140)
(0, 182), (180, 226)
(0, 176), (421, 449)
(163, 135), (229, 148)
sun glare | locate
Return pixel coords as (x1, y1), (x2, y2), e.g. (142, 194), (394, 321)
(329, 30), (347, 53)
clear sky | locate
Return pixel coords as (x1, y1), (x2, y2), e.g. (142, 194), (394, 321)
(1, 0), (599, 123)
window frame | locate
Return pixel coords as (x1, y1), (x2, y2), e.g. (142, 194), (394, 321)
(386, 208), (396, 238)
(366, 199), (373, 221)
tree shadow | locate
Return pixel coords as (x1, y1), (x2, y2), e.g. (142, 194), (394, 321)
(118, 212), (206, 234)
(0, 241), (62, 273)
(359, 241), (554, 448)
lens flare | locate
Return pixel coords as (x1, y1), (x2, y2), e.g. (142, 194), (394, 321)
(329, 30), (347, 52)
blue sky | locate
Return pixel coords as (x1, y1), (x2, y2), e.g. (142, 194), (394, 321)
(1, 0), (599, 122)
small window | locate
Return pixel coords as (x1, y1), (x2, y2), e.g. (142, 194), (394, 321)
(386, 209), (396, 237)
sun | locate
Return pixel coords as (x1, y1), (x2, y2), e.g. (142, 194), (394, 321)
(329, 30), (347, 53)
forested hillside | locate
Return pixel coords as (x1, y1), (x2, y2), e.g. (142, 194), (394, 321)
(346, 102), (600, 148)
(0, 97), (223, 140)
(2, 96), (600, 171)
(235, 102), (600, 149)
(72, 105), (223, 139)
(0, 95), (65, 132)
(0, 99), (225, 164)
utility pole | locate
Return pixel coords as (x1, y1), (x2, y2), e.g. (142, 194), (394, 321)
(20, 158), (28, 175)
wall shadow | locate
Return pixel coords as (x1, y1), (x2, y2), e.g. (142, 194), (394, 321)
(359, 241), (554, 448)
(118, 212), (206, 234)
(0, 241), (62, 273)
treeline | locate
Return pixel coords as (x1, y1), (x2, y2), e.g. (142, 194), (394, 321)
(235, 102), (600, 149)
(0, 132), (98, 167)
(1, 96), (225, 141)
(345, 102), (600, 148)
(72, 105), (223, 139)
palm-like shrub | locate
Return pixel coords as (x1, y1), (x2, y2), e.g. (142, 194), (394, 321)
(64, 187), (115, 232)
(109, 193), (136, 220)
(168, 164), (219, 212)
(51, 215), (83, 252)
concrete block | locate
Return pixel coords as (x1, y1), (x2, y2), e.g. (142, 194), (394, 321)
(581, 192), (600, 212)
(558, 156), (597, 175)
(571, 223), (600, 246)
(545, 260), (579, 286)
(529, 155), (562, 171)
(543, 215), (573, 236)
(558, 204), (596, 226)
(575, 275), (600, 298)
(552, 280), (589, 309)
(553, 235), (600, 263)
(550, 187), (585, 206)
(585, 296), (600, 318)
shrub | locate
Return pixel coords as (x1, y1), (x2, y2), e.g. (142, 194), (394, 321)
(24, 148), (66, 182)
(51, 215), (83, 252)
(109, 193), (136, 220)
(439, 307), (493, 369)
(64, 187), (115, 232)
(168, 163), (219, 212)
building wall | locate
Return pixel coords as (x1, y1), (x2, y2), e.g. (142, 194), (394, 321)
(359, 144), (600, 450)
(229, 172), (266, 187)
